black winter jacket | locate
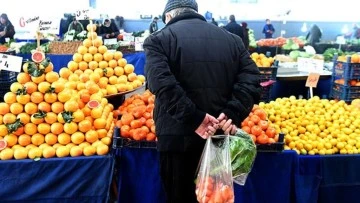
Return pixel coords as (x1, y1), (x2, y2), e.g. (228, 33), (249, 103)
(224, 21), (245, 42)
(144, 12), (261, 152)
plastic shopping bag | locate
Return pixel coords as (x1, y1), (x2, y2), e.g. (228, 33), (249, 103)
(195, 135), (235, 203)
(230, 129), (257, 186)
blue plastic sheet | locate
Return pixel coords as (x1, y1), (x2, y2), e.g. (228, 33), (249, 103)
(0, 155), (114, 203)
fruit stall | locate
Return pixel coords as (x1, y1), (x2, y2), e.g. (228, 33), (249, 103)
(1, 20), (360, 203)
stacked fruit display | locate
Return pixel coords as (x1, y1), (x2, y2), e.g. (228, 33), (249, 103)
(260, 97), (360, 155)
(251, 52), (275, 68)
(64, 24), (145, 96)
(240, 105), (279, 145)
(115, 90), (156, 141)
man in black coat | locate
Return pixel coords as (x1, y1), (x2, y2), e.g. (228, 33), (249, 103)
(144, 0), (261, 202)
(224, 14), (245, 42)
(149, 17), (159, 34)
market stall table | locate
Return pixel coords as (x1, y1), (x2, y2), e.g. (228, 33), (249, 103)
(0, 155), (114, 202)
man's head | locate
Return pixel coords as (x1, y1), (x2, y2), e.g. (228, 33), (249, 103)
(266, 19), (271, 24)
(162, 0), (198, 24)
(229, 15), (235, 23)
(154, 17), (159, 22)
(0, 13), (9, 24)
(104, 19), (111, 27)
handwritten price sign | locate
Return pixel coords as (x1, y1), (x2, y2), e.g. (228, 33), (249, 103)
(0, 54), (23, 73)
(76, 9), (93, 20)
(297, 57), (324, 73)
(305, 73), (320, 88)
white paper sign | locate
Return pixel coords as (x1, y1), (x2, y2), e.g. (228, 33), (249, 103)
(123, 35), (135, 42)
(39, 19), (60, 34)
(18, 16), (40, 33)
(135, 37), (145, 51)
(0, 54), (23, 73)
(104, 38), (117, 45)
(297, 57), (324, 73)
(76, 9), (93, 20)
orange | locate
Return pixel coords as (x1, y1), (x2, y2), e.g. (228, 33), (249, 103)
(78, 119), (92, 133)
(83, 145), (96, 156)
(89, 73), (101, 83)
(104, 68), (114, 77)
(83, 53), (93, 63)
(31, 115), (44, 125)
(16, 94), (31, 105)
(24, 82), (38, 94)
(42, 146), (56, 158)
(28, 147), (42, 159)
(45, 72), (59, 83)
(10, 82), (23, 93)
(64, 122), (78, 134)
(73, 53), (83, 63)
(83, 107), (92, 117)
(66, 143), (76, 149)
(4, 134), (17, 147)
(77, 82), (86, 91)
(17, 113), (30, 125)
(10, 103), (23, 115)
(93, 38), (103, 47)
(56, 146), (70, 157)
(351, 54), (359, 63)
(118, 58), (127, 67)
(17, 72), (31, 84)
(38, 81), (51, 94)
(108, 76), (118, 85)
(94, 118), (106, 130)
(71, 132), (85, 145)
(44, 112), (58, 126)
(88, 61), (98, 70)
(3, 113), (16, 124)
(87, 24), (97, 32)
(24, 102), (38, 115)
(31, 74), (46, 84)
(113, 51), (123, 60)
(37, 123), (51, 135)
(64, 100), (79, 112)
(86, 81), (100, 95)
(50, 122), (64, 135)
(72, 110), (85, 123)
(58, 133), (71, 145)
(99, 61), (108, 69)
(124, 64), (135, 74)
(98, 45), (108, 54)
(83, 38), (92, 48)
(101, 137), (111, 145)
(57, 113), (65, 124)
(51, 81), (65, 93)
(87, 31), (97, 40)
(93, 68), (104, 77)
(108, 60), (118, 68)
(70, 146), (83, 157)
(68, 73), (80, 82)
(93, 53), (103, 62)
(44, 62), (54, 73)
(74, 70), (84, 77)
(127, 73), (137, 82)
(51, 102), (64, 114)
(95, 129), (106, 139)
(78, 61), (88, 71)
(24, 123), (37, 135)
(114, 67), (124, 76)
(59, 68), (72, 79)
(0, 148), (14, 160)
(98, 77), (108, 89)
(30, 91), (44, 104)
(80, 92), (91, 103)
(45, 133), (58, 145)
(83, 69), (94, 75)
(52, 143), (63, 150)
(77, 45), (88, 55)
(31, 133), (45, 146)
(38, 102), (51, 112)
(65, 81), (77, 90)
(85, 130), (98, 143)
(68, 61), (79, 72)
(91, 107), (103, 119)
(0, 103), (10, 115)
(106, 85), (117, 95)
(44, 92), (57, 104)
(103, 52), (114, 61)
(88, 46), (97, 55)
(18, 134), (31, 146)
(13, 148), (28, 159)
(137, 75), (145, 83)
(58, 89), (72, 103)
(96, 144), (109, 155)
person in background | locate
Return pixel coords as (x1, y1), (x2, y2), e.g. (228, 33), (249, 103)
(350, 23), (360, 39)
(0, 13), (15, 44)
(262, 19), (275, 38)
(114, 16), (124, 31)
(211, 18), (218, 26)
(67, 16), (84, 34)
(144, 0), (261, 202)
(149, 17), (159, 34)
(224, 15), (245, 42)
(241, 22), (250, 50)
(306, 24), (322, 46)
(100, 19), (119, 39)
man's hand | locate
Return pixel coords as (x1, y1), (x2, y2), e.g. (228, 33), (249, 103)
(217, 113), (237, 135)
(195, 114), (219, 139)
(105, 34), (110, 38)
(110, 33), (115, 37)
(0, 31), (5, 37)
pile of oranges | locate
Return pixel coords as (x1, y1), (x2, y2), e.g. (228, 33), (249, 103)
(250, 52), (275, 68)
(115, 90), (156, 141)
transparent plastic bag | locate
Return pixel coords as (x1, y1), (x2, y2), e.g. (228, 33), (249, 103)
(230, 129), (257, 185)
(195, 135), (235, 203)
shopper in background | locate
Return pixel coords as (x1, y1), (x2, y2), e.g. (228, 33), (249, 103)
(211, 18), (218, 26)
(224, 15), (245, 42)
(262, 19), (275, 38)
(351, 23), (360, 39)
(67, 16), (84, 34)
(149, 17), (159, 34)
(0, 13), (15, 44)
(306, 24), (322, 46)
(99, 19), (119, 39)
(241, 22), (250, 50)
(144, 0), (261, 202)
(114, 15), (124, 31)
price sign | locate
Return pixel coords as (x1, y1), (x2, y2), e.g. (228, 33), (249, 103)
(297, 57), (324, 73)
(123, 35), (135, 42)
(0, 54), (23, 73)
(76, 9), (93, 20)
(104, 38), (118, 45)
(305, 73), (320, 88)
(38, 18), (60, 34)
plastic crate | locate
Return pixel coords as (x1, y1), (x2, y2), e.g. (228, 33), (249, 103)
(332, 57), (360, 81)
(260, 84), (274, 102)
(330, 82), (360, 102)
(259, 67), (278, 82)
(112, 127), (157, 149)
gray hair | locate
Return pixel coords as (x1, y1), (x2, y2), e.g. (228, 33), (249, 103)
(166, 7), (197, 18)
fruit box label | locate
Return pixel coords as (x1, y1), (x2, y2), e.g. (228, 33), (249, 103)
(297, 57), (324, 73)
(305, 73), (320, 88)
(0, 54), (23, 73)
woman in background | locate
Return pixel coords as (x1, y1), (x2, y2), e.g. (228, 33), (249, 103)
(0, 13), (15, 44)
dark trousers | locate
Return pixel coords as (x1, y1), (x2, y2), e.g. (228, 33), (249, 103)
(159, 150), (203, 203)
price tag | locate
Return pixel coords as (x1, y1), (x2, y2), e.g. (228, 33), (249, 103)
(297, 57), (324, 73)
(305, 73), (320, 88)
(0, 54), (23, 73)
(76, 9), (93, 20)
(38, 19), (60, 34)
(123, 35), (135, 42)
(104, 38), (118, 45)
